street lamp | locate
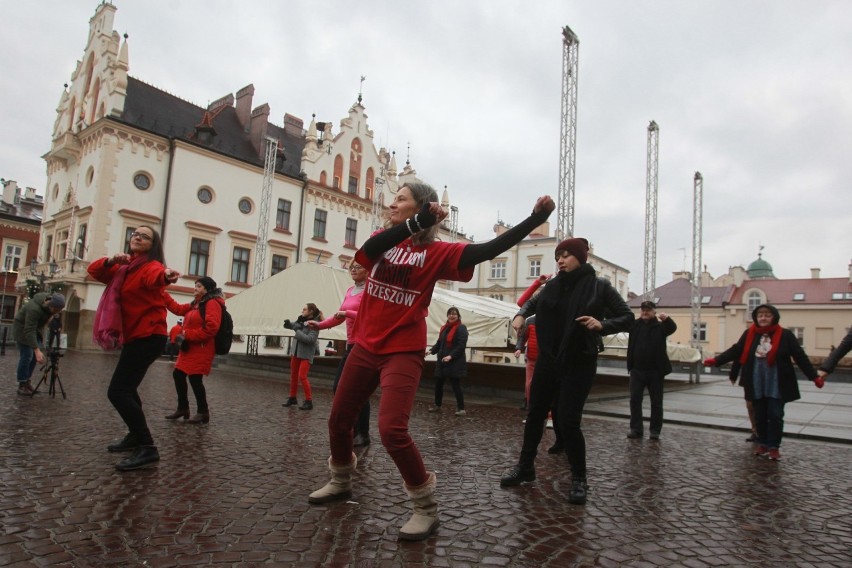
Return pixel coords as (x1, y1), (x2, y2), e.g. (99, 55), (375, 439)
(29, 259), (59, 291)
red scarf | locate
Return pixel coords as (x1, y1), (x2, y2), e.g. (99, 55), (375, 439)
(92, 254), (148, 350)
(439, 318), (461, 347)
(739, 323), (782, 367)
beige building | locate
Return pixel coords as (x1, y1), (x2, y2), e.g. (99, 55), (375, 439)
(630, 254), (852, 359)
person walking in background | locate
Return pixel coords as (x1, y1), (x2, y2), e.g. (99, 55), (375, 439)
(282, 303), (322, 410)
(500, 237), (634, 506)
(626, 300), (677, 440)
(47, 312), (62, 350)
(703, 304), (823, 461)
(308, 182), (554, 541)
(308, 262), (370, 446)
(167, 319), (183, 361)
(817, 325), (851, 380)
(163, 277), (225, 425)
(12, 292), (65, 395)
(427, 307), (469, 416)
(514, 274), (549, 411)
(88, 225), (180, 471)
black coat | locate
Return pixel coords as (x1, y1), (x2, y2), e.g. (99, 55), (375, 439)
(627, 316), (677, 375)
(714, 328), (818, 403)
(430, 323), (469, 378)
(819, 325), (852, 373)
(517, 268), (634, 358)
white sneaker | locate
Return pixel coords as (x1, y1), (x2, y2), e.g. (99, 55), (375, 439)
(546, 419), (554, 429)
(455, 409), (466, 416)
(427, 406), (440, 412)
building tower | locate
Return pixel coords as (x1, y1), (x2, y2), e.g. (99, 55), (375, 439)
(557, 25), (580, 239)
(643, 121), (660, 300)
(690, 171), (704, 382)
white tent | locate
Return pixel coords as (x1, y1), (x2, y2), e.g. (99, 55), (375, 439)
(226, 262), (519, 348)
(601, 332), (702, 363)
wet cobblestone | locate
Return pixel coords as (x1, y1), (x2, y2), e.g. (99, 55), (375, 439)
(1, 351), (851, 566)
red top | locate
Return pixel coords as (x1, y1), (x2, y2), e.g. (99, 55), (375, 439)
(88, 256), (170, 342)
(168, 324), (182, 343)
(353, 238), (473, 354)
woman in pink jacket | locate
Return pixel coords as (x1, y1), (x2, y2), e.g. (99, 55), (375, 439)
(308, 261), (370, 445)
(163, 276), (225, 424)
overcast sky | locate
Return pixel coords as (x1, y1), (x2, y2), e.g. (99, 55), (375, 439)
(2, 1), (850, 290)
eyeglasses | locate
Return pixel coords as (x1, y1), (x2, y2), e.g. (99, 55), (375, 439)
(130, 232), (153, 241)
(349, 265), (364, 271)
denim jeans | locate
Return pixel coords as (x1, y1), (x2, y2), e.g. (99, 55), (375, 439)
(16, 342), (39, 384)
(753, 397), (785, 449)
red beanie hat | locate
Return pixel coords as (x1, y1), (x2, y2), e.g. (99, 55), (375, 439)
(555, 237), (589, 264)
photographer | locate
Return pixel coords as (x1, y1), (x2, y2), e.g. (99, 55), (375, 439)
(12, 292), (65, 395)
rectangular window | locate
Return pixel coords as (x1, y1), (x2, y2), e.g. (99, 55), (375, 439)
(276, 199), (291, 230)
(790, 327), (804, 347)
(56, 229), (69, 261)
(792, 293), (805, 301)
(832, 293), (844, 300)
(529, 259), (541, 278)
(231, 246), (250, 283)
(271, 254), (288, 275)
(490, 260), (506, 279)
(313, 209), (327, 239)
(345, 218), (357, 247)
(123, 228), (134, 253)
(75, 224), (87, 258)
(188, 238), (210, 276)
(3, 244), (22, 271)
(692, 322), (707, 342)
(348, 176), (358, 194)
(44, 236), (52, 264)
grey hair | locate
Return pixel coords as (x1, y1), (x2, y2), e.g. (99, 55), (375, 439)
(386, 182), (440, 245)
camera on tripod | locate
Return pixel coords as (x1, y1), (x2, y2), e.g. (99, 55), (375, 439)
(33, 346), (66, 399)
(47, 347), (64, 362)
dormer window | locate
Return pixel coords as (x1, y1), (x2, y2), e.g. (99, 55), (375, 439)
(792, 293), (805, 301)
(701, 296), (712, 304)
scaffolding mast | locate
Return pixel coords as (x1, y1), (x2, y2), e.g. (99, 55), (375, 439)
(253, 136), (278, 286)
(372, 165), (386, 232)
(557, 25), (579, 239)
(643, 121), (660, 300)
(690, 171), (704, 383)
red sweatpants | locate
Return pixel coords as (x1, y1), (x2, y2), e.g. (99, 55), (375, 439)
(289, 357), (313, 400)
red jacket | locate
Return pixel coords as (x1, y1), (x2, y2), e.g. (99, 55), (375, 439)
(88, 256), (170, 342)
(164, 292), (224, 376)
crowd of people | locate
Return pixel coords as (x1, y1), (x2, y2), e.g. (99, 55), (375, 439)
(9, 183), (849, 542)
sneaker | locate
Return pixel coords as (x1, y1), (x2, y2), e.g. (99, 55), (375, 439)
(568, 477), (588, 505)
(546, 419), (554, 429)
(455, 409), (466, 416)
(428, 406), (441, 413)
(767, 448), (781, 461)
(754, 445), (769, 457)
(649, 432), (660, 441)
(626, 431), (643, 439)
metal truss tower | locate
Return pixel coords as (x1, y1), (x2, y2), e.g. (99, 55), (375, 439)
(690, 171), (704, 382)
(643, 121), (660, 300)
(557, 25), (579, 239)
(372, 166), (386, 232)
(253, 136), (278, 286)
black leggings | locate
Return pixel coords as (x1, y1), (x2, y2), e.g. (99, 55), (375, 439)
(519, 352), (597, 478)
(434, 374), (465, 410)
(173, 369), (208, 413)
(107, 335), (166, 446)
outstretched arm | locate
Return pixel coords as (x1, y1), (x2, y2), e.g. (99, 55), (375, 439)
(359, 203), (444, 262)
(458, 196), (554, 269)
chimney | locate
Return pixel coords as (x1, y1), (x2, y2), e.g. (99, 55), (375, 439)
(283, 113), (304, 137)
(810, 268), (821, 279)
(249, 103), (270, 155)
(2, 180), (18, 205)
(235, 84), (255, 129)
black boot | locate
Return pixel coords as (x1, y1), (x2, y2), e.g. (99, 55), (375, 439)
(568, 477), (588, 505)
(107, 433), (140, 453)
(282, 397), (298, 407)
(547, 442), (564, 454)
(115, 446), (160, 471)
(353, 432), (371, 447)
(299, 400), (313, 410)
(165, 407), (190, 420)
(499, 464), (535, 487)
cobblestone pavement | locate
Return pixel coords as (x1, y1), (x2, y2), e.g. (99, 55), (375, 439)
(1, 351), (851, 567)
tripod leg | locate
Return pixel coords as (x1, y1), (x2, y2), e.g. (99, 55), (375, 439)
(31, 365), (50, 398)
(52, 367), (66, 400)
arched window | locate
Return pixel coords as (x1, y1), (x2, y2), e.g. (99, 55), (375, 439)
(746, 290), (763, 314)
(89, 78), (101, 124)
(347, 138), (363, 196)
(68, 96), (77, 130)
(365, 167), (375, 201)
(333, 155), (344, 189)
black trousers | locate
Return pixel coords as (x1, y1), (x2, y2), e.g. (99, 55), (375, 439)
(107, 335), (166, 446)
(434, 374), (465, 410)
(629, 369), (664, 435)
(173, 369), (208, 413)
(332, 344), (370, 436)
(519, 352), (597, 479)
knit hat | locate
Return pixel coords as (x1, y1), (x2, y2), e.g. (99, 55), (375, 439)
(196, 276), (217, 293)
(555, 237), (589, 264)
(640, 300), (656, 310)
(47, 294), (66, 309)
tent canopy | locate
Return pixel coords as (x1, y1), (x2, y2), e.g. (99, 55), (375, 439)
(601, 332), (702, 363)
(226, 262), (519, 348)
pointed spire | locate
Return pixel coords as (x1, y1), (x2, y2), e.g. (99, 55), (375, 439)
(441, 186), (450, 207)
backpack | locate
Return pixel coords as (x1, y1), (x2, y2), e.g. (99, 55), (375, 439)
(199, 300), (234, 355)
